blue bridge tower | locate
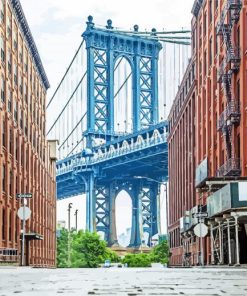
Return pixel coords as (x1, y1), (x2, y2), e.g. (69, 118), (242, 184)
(55, 16), (168, 247)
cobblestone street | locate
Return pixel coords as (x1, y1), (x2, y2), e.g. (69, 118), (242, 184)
(0, 267), (247, 295)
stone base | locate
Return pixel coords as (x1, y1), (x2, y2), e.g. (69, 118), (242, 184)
(110, 245), (151, 256)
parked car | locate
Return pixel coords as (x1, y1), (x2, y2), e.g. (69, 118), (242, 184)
(104, 259), (111, 268)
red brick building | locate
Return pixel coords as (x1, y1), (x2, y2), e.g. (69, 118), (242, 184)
(167, 58), (197, 266)
(0, 0), (56, 267)
(168, 0), (247, 266)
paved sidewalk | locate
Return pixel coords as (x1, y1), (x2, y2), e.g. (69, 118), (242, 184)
(0, 266), (247, 295)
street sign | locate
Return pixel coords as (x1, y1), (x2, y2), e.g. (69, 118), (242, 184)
(194, 223), (208, 238)
(192, 212), (208, 219)
(17, 206), (31, 221)
(16, 193), (32, 199)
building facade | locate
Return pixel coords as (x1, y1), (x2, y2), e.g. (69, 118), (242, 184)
(167, 58), (197, 266)
(0, 0), (56, 267)
(168, 0), (247, 266)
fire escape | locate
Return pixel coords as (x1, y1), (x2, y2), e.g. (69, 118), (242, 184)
(216, 0), (242, 177)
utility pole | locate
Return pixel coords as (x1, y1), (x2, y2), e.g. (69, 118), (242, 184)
(74, 209), (78, 232)
(67, 203), (73, 267)
(21, 198), (26, 266)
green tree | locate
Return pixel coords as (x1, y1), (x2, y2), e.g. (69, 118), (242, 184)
(57, 228), (69, 268)
(71, 231), (107, 268)
(104, 248), (120, 263)
(122, 253), (152, 267)
(150, 240), (169, 264)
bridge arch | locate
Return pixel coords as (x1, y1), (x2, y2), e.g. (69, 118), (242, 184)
(115, 189), (133, 247)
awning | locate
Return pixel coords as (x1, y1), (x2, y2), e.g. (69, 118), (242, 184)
(20, 233), (44, 241)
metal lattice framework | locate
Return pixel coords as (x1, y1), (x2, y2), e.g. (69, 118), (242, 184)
(95, 185), (110, 237)
(140, 57), (153, 127)
(83, 16), (162, 148)
(93, 49), (108, 133)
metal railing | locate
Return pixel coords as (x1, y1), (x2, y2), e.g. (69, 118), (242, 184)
(217, 110), (226, 131)
(0, 248), (19, 263)
(225, 101), (240, 121)
(56, 132), (167, 176)
(216, 158), (241, 177)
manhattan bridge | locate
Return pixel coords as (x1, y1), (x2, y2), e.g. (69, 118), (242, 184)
(47, 16), (190, 247)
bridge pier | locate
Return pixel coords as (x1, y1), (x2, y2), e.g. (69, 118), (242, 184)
(86, 173), (96, 232)
(93, 180), (161, 248)
(129, 184), (143, 247)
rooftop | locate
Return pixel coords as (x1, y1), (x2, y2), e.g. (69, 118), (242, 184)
(10, 0), (50, 90)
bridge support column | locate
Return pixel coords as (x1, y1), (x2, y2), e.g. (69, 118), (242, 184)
(129, 185), (143, 248)
(86, 173), (96, 232)
(150, 184), (159, 245)
(141, 183), (159, 246)
(108, 184), (118, 246)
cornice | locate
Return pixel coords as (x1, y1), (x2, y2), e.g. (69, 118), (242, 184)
(9, 0), (50, 90)
(191, 0), (205, 17)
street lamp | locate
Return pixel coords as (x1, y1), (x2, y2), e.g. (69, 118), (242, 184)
(68, 203), (73, 232)
(74, 209), (78, 232)
(67, 202), (73, 267)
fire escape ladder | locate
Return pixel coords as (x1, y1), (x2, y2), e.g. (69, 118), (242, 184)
(216, 0), (242, 177)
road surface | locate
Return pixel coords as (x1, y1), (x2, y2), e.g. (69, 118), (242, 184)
(0, 266), (247, 295)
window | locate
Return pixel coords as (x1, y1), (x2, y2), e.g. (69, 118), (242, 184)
(24, 52), (27, 73)
(237, 134), (240, 159)
(19, 45), (23, 63)
(9, 170), (13, 196)
(204, 50), (207, 75)
(7, 16), (11, 38)
(21, 143), (24, 166)
(15, 212), (18, 241)
(7, 49), (11, 75)
(24, 83), (27, 103)
(2, 117), (5, 147)
(26, 150), (28, 170)
(209, 37), (212, 65)
(9, 211), (12, 241)
(1, 75), (5, 102)
(19, 75), (23, 95)
(8, 88), (12, 113)
(14, 63), (17, 86)
(215, 28), (218, 55)
(0, 0), (4, 24)
(0, 35), (4, 63)
(237, 79), (240, 105)
(199, 24), (202, 47)
(24, 113), (28, 137)
(13, 30), (17, 51)
(237, 27), (240, 48)
(20, 109), (23, 129)
(9, 129), (13, 154)
(2, 164), (6, 192)
(2, 208), (5, 240)
(209, 0), (212, 23)
(192, 29), (196, 51)
(14, 100), (18, 122)
(203, 12), (207, 35)
(15, 135), (18, 161)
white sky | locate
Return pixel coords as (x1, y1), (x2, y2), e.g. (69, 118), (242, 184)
(20, 0), (194, 236)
